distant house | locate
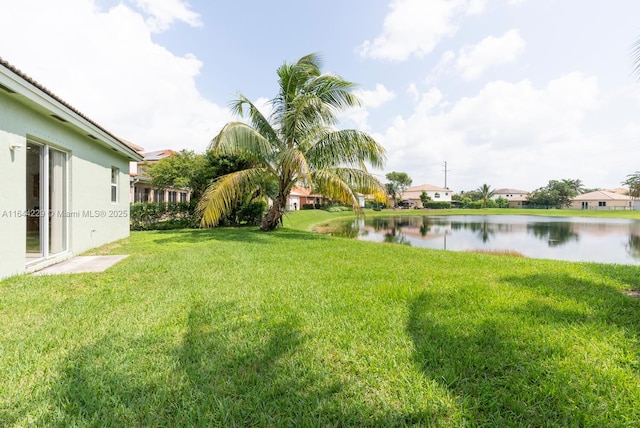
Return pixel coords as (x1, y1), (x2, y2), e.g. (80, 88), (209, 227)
(286, 186), (334, 210)
(401, 184), (452, 206)
(0, 58), (142, 279)
(491, 188), (530, 208)
(569, 190), (633, 210)
(607, 187), (630, 195)
(129, 149), (191, 204)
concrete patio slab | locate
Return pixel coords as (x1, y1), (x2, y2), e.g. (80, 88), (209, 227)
(32, 255), (129, 275)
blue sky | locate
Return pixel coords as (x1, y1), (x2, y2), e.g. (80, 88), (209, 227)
(1, 0), (640, 192)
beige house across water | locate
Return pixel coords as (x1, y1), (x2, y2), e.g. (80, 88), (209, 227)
(401, 184), (452, 207)
(569, 190), (634, 210)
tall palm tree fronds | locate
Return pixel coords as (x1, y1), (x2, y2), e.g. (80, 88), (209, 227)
(197, 53), (387, 231)
(477, 184), (495, 208)
(623, 171), (640, 199)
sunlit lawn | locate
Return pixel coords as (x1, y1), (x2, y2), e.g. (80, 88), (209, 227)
(1, 209), (640, 426)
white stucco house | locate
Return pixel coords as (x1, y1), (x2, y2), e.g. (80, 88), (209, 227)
(491, 188), (530, 208)
(0, 58), (142, 279)
(401, 184), (452, 206)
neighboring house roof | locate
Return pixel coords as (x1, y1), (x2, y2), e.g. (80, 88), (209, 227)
(606, 187), (629, 195)
(289, 186), (324, 198)
(142, 149), (178, 162)
(132, 149), (181, 182)
(404, 184), (450, 193)
(0, 56), (142, 161)
(120, 138), (145, 153)
(493, 188), (529, 195)
(573, 190), (632, 201)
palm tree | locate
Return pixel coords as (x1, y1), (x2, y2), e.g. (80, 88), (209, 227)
(561, 178), (585, 195)
(197, 53), (387, 231)
(477, 184), (495, 208)
(623, 171), (640, 199)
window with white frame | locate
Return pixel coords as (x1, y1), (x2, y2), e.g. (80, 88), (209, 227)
(111, 167), (119, 203)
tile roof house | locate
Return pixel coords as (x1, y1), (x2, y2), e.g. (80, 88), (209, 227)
(130, 149), (190, 203)
(491, 188), (530, 208)
(286, 186), (332, 210)
(569, 190), (634, 211)
(0, 57), (142, 279)
(401, 184), (452, 207)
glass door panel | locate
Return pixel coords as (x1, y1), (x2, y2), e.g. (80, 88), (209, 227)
(25, 142), (68, 263)
(26, 142), (43, 260)
(49, 148), (67, 254)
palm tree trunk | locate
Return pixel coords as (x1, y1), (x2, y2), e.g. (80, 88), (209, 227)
(261, 192), (287, 231)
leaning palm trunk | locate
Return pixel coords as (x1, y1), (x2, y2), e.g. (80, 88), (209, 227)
(197, 53), (387, 230)
(262, 192), (287, 231)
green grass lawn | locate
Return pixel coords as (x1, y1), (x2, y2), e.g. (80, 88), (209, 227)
(2, 209), (640, 426)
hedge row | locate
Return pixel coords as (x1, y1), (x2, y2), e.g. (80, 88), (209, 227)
(130, 200), (267, 230)
(130, 202), (198, 231)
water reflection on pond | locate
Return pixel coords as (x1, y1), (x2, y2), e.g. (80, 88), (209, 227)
(327, 215), (640, 264)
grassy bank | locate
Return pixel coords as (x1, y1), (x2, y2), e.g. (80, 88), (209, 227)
(1, 210), (640, 426)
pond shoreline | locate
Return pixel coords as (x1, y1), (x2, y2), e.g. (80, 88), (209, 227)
(314, 213), (640, 265)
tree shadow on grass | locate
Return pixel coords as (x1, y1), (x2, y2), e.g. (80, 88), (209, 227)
(586, 263), (640, 294)
(48, 301), (364, 426)
(407, 272), (640, 426)
(150, 227), (327, 246)
(500, 272), (640, 330)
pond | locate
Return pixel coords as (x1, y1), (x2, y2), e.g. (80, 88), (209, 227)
(326, 215), (640, 265)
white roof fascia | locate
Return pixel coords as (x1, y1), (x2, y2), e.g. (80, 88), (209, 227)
(0, 67), (142, 161)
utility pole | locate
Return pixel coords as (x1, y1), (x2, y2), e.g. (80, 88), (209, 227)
(442, 161), (450, 189)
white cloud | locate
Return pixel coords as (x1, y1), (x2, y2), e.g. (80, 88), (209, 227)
(407, 83), (421, 102)
(376, 72), (637, 191)
(253, 97), (274, 122)
(356, 84), (397, 108)
(129, 0), (202, 32)
(340, 84), (396, 130)
(0, 0), (231, 153)
(359, 0), (487, 61)
(456, 29), (525, 80)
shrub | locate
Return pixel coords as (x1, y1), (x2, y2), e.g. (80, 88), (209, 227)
(484, 199), (498, 209)
(459, 197), (473, 208)
(495, 196), (509, 208)
(302, 203), (322, 210)
(365, 201), (387, 209)
(237, 200), (267, 225)
(131, 198), (266, 230)
(423, 201), (452, 209)
(130, 201), (198, 231)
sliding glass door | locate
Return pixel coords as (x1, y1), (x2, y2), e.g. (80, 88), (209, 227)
(26, 142), (42, 260)
(26, 141), (68, 262)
